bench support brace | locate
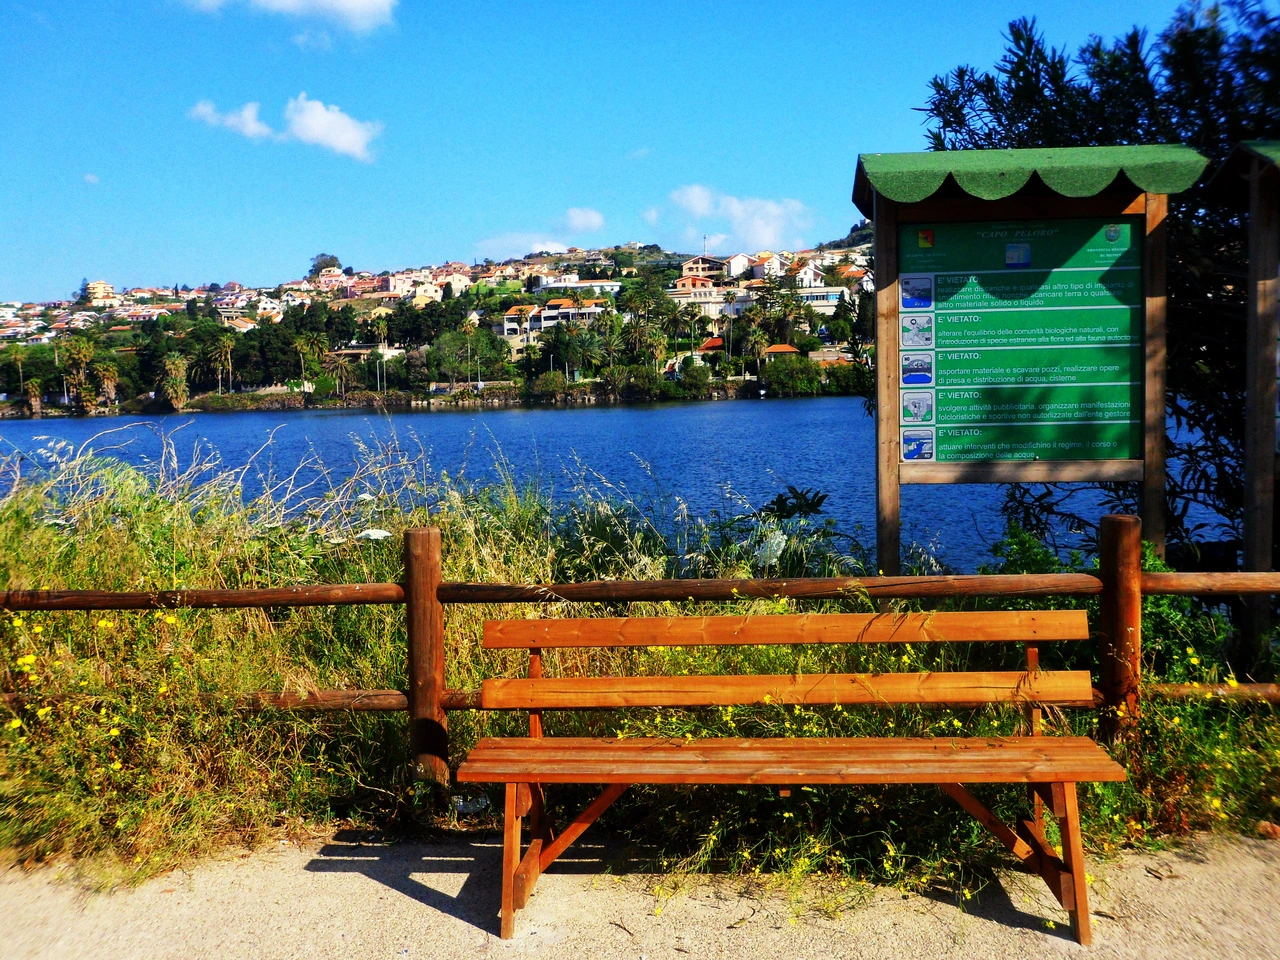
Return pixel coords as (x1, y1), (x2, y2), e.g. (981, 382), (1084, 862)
(500, 782), (630, 939)
(942, 781), (1092, 946)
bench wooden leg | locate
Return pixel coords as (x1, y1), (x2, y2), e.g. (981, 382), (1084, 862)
(500, 782), (523, 939)
(1056, 782), (1092, 946)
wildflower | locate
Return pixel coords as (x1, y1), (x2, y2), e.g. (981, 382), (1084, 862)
(1219, 731), (1228, 740)
(1227, 676), (1239, 688)
(1172, 716), (1182, 725)
(1190, 657), (1200, 666)
(157, 684), (168, 695)
(355, 528), (393, 541)
(96, 619), (114, 630)
(164, 616), (176, 625)
(952, 719), (962, 729)
(36, 706), (51, 719)
(6, 718), (21, 730)
(32, 625), (42, 634)
(109, 727), (120, 736)
(11, 618), (23, 627)
(1211, 798), (1221, 809)
(111, 761), (122, 771)
(17, 655), (36, 666)
(1186, 647), (1195, 655)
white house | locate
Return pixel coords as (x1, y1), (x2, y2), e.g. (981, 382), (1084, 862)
(722, 253), (753, 278)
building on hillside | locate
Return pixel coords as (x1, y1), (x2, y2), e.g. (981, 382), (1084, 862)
(722, 253), (752, 278)
(681, 255), (727, 279)
(764, 343), (801, 361)
(750, 253), (787, 278)
(537, 278), (622, 295)
(535, 298), (606, 330)
(85, 280), (114, 301)
(788, 259), (826, 288)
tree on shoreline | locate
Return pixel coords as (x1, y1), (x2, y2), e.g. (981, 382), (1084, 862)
(919, 6), (1280, 561)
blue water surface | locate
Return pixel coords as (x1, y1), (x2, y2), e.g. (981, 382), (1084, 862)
(0, 398), (1088, 571)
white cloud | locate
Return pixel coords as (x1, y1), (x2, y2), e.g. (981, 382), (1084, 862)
(475, 233), (568, 261)
(642, 207), (660, 226)
(704, 232), (730, 251)
(83, 173), (99, 184)
(190, 100), (274, 139)
(291, 29), (333, 50)
(283, 92), (382, 161)
(669, 184), (813, 251)
(189, 94), (382, 161)
(565, 207), (605, 232)
(670, 184), (716, 218)
(188, 0), (395, 31)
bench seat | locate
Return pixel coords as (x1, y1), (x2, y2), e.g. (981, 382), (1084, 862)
(457, 735), (1127, 785)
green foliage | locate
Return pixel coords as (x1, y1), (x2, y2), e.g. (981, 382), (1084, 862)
(921, 7), (1280, 576)
(760, 356), (823, 396)
(531, 370), (568, 399)
(0, 441), (1275, 903)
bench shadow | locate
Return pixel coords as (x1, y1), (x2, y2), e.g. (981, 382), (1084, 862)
(303, 827), (640, 937)
(916, 864), (1076, 943)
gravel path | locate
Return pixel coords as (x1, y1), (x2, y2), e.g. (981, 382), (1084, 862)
(4, 832), (1277, 959)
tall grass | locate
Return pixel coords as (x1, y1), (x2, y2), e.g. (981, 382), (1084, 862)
(0, 427), (1276, 902)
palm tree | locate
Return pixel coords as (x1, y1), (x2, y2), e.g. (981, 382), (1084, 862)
(623, 317), (652, 359)
(644, 325), (667, 374)
(160, 353), (189, 411)
(372, 318), (388, 347)
(678, 303), (703, 360)
(24, 378), (41, 418)
(721, 289), (738, 361)
(92, 359), (118, 405)
(324, 352), (353, 399)
(295, 332), (330, 385)
(7, 344), (27, 393)
(744, 326), (769, 377)
(64, 337), (95, 412)
(216, 334), (235, 395)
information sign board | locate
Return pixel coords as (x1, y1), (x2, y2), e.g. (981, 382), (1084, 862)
(895, 218), (1143, 462)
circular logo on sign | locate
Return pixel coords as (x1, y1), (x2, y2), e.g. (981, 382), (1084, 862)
(1104, 224), (1121, 243)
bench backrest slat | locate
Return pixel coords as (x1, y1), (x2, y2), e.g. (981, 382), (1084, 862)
(482, 610), (1088, 650)
(480, 669), (1094, 710)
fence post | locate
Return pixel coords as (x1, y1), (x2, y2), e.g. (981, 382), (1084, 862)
(1098, 515), (1142, 742)
(405, 526), (449, 785)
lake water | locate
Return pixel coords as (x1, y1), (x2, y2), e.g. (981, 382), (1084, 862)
(0, 398), (1097, 571)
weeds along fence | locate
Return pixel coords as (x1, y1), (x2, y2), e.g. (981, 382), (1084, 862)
(3, 515), (1278, 786)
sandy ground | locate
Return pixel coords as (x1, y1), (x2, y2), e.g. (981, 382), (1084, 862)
(3, 831), (1277, 960)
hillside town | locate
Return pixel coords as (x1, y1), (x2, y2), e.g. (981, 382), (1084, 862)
(0, 233), (875, 415)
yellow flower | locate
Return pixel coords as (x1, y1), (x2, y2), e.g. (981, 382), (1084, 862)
(31, 625), (42, 634)
(1190, 657), (1200, 665)
(111, 761), (122, 771)
(1211, 797), (1221, 809)
(1226, 676), (1239, 688)
(1186, 646), (1195, 655)
(164, 616), (176, 626)
(6, 718), (21, 730)
(109, 727), (120, 736)
(96, 619), (112, 629)
(1172, 716), (1182, 725)
(36, 706), (51, 719)
(157, 684), (168, 695)
(11, 618), (23, 627)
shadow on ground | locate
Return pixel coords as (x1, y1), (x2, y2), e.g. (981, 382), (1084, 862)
(304, 829), (641, 937)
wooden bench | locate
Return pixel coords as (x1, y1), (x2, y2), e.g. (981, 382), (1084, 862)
(456, 608), (1126, 944)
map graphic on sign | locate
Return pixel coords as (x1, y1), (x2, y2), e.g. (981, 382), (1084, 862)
(897, 218), (1143, 463)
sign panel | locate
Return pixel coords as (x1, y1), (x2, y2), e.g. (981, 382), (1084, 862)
(896, 218), (1143, 462)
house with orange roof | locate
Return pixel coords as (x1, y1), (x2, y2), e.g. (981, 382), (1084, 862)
(763, 343), (801, 361)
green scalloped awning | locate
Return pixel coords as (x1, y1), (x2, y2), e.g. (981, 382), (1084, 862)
(1205, 141), (1280, 210)
(853, 145), (1209, 219)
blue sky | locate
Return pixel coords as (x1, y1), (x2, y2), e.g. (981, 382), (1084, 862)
(2, 0), (1187, 302)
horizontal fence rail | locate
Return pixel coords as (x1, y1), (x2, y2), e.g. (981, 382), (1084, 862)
(4, 516), (1279, 787)
(1, 583), (405, 611)
(438, 573), (1104, 602)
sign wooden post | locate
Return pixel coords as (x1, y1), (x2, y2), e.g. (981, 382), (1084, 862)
(855, 147), (1207, 574)
(1213, 142), (1280, 654)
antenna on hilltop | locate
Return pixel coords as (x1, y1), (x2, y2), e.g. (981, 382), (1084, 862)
(703, 234), (707, 255)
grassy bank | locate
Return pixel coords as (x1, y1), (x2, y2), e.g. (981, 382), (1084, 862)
(1, 436), (1276, 901)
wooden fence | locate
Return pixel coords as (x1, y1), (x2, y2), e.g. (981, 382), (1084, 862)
(3, 516), (1278, 785)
